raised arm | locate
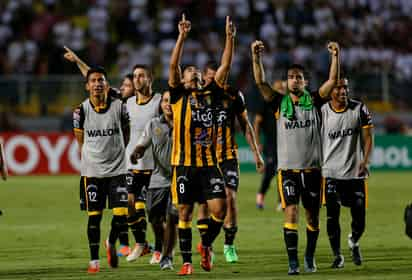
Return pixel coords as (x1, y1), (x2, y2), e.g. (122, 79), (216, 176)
(63, 46), (90, 77)
(168, 14), (191, 87)
(251, 41), (275, 102)
(238, 111), (264, 173)
(319, 41), (340, 99)
(215, 16), (236, 86)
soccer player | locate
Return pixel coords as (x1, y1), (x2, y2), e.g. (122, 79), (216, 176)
(321, 77), (373, 268)
(124, 64), (161, 262)
(64, 47), (132, 255)
(73, 67), (130, 273)
(251, 40), (340, 275)
(197, 61), (264, 263)
(168, 14), (235, 275)
(254, 93), (278, 210)
(130, 90), (178, 270)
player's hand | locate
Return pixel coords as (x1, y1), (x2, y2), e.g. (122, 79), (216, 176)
(225, 16), (236, 38)
(178, 13), (191, 38)
(327, 41), (339, 56)
(251, 40), (265, 57)
(130, 146), (145, 164)
(358, 161), (369, 177)
(63, 46), (79, 63)
(255, 153), (265, 174)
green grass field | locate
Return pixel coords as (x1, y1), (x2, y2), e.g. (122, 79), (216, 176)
(0, 172), (411, 279)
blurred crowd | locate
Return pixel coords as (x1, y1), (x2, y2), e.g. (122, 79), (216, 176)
(1, 0), (412, 82)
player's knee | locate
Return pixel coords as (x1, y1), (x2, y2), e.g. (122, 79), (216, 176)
(223, 225), (238, 235)
(150, 215), (164, 226)
(326, 202), (340, 218)
(197, 203), (209, 220)
(225, 189), (236, 206)
(168, 211), (179, 225)
(354, 197), (365, 209)
(88, 214), (102, 229)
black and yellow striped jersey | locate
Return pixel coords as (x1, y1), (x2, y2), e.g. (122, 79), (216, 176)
(215, 85), (246, 163)
(169, 80), (223, 167)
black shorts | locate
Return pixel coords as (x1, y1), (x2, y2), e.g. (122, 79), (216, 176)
(126, 171), (151, 202)
(79, 175), (128, 211)
(219, 159), (239, 191)
(278, 169), (322, 210)
(171, 166), (226, 205)
(146, 188), (174, 223)
(324, 178), (367, 208)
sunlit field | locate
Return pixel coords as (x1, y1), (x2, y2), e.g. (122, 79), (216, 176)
(0, 172), (411, 279)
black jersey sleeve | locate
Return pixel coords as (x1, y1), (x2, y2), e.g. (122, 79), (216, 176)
(360, 103), (373, 128)
(169, 83), (186, 104)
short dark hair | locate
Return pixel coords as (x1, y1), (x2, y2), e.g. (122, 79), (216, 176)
(86, 67), (107, 82)
(182, 64), (196, 73)
(133, 64), (153, 80)
(123, 73), (133, 82)
(286, 63), (305, 74)
(204, 60), (218, 72)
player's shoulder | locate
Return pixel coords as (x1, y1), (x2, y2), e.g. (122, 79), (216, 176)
(347, 98), (365, 110)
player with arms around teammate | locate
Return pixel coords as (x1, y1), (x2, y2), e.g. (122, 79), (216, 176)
(322, 77), (373, 268)
(130, 91), (178, 270)
(124, 64), (162, 262)
(197, 61), (264, 263)
(168, 14), (235, 275)
(251, 40), (340, 275)
(73, 67), (130, 273)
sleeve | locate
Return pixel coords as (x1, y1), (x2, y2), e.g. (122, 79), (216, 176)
(360, 103), (373, 128)
(136, 120), (153, 148)
(233, 90), (247, 115)
(73, 104), (85, 131)
(120, 102), (130, 129)
(169, 83), (185, 104)
(311, 91), (328, 109)
(269, 92), (282, 112)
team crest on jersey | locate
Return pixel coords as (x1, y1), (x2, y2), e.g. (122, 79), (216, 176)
(154, 127), (162, 136)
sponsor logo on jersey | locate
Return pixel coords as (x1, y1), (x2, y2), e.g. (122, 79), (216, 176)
(86, 128), (120, 137)
(328, 127), (360, 139)
(192, 108), (213, 127)
(284, 119), (316, 130)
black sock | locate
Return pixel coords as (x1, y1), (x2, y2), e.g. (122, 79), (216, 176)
(351, 198), (366, 243)
(117, 215), (129, 246)
(128, 210), (147, 244)
(203, 216), (223, 247)
(178, 227), (192, 263)
(327, 209), (341, 256)
(155, 236), (163, 252)
(88, 215), (102, 260)
(283, 227), (298, 264)
(197, 218), (209, 245)
(224, 226), (238, 245)
(109, 215), (122, 245)
(305, 227), (319, 258)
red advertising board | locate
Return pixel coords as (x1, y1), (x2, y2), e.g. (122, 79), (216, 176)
(0, 133), (80, 175)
